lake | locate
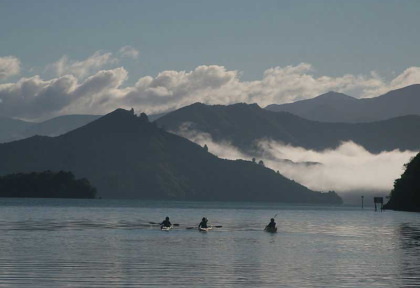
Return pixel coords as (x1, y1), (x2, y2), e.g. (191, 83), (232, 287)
(0, 198), (418, 287)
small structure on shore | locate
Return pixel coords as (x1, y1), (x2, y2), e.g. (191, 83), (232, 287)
(374, 197), (384, 212)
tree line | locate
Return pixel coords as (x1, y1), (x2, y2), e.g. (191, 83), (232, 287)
(0, 171), (97, 199)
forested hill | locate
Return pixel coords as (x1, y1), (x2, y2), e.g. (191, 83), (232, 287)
(384, 153), (420, 212)
(0, 108), (342, 204)
(0, 171), (96, 199)
(156, 102), (420, 153)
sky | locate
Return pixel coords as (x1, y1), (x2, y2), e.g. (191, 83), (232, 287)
(1, 0), (420, 120)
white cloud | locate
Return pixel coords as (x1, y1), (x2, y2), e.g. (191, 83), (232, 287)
(117, 63), (407, 114)
(44, 46), (138, 79)
(0, 67), (127, 120)
(118, 46), (139, 60)
(61, 67), (129, 116)
(361, 67), (420, 98)
(1, 52), (420, 121)
(46, 51), (118, 78)
(0, 56), (20, 80)
(172, 128), (417, 194)
(256, 140), (417, 193)
(173, 123), (248, 160)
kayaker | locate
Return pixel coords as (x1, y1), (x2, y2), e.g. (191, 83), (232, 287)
(266, 218), (276, 229)
(199, 217), (208, 229)
(160, 216), (172, 228)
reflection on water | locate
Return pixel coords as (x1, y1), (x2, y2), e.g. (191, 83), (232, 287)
(0, 198), (418, 287)
(0, 219), (155, 231)
(399, 224), (420, 287)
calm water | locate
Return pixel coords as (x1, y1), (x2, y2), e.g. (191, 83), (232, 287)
(0, 199), (419, 287)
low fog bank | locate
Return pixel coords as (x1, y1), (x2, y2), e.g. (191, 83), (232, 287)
(337, 191), (390, 206)
(174, 127), (417, 203)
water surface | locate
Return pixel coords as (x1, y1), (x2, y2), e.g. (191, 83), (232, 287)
(0, 199), (418, 287)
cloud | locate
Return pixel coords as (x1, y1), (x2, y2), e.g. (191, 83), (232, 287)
(61, 67), (129, 116)
(46, 51), (118, 78)
(173, 123), (248, 160)
(172, 128), (417, 194)
(1, 51), (420, 120)
(118, 63), (408, 114)
(0, 56), (20, 80)
(361, 67), (420, 98)
(122, 65), (240, 113)
(0, 67), (127, 120)
(118, 46), (139, 60)
(256, 140), (417, 193)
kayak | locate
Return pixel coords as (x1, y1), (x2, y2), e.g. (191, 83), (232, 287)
(161, 225), (173, 231)
(264, 226), (277, 233)
(199, 226), (212, 232)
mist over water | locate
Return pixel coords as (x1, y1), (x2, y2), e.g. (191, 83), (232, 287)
(174, 128), (418, 198)
(0, 199), (418, 287)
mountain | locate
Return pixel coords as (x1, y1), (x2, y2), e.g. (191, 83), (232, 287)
(22, 115), (101, 138)
(0, 113), (168, 144)
(0, 116), (34, 143)
(384, 152), (420, 212)
(265, 84), (420, 123)
(0, 108), (341, 204)
(0, 115), (100, 143)
(155, 102), (420, 153)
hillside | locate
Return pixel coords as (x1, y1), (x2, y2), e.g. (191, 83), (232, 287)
(384, 153), (420, 212)
(155, 103), (420, 154)
(0, 108), (341, 204)
(265, 84), (420, 123)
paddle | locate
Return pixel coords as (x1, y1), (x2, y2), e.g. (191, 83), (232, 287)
(149, 222), (180, 226)
(186, 225), (222, 230)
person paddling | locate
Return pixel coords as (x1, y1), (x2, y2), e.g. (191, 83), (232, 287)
(198, 217), (208, 229)
(266, 218), (276, 230)
(160, 216), (172, 228)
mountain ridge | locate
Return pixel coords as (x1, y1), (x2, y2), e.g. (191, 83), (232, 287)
(156, 102), (420, 153)
(265, 84), (420, 123)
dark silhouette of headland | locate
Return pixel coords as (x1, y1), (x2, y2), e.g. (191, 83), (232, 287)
(384, 152), (420, 212)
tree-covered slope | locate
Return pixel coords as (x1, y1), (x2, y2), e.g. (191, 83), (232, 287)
(0, 108), (341, 204)
(384, 153), (420, 212)
(0, 171), (96, 198)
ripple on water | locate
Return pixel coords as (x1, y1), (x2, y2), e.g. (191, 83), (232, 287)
(0, 200), (419, 287)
